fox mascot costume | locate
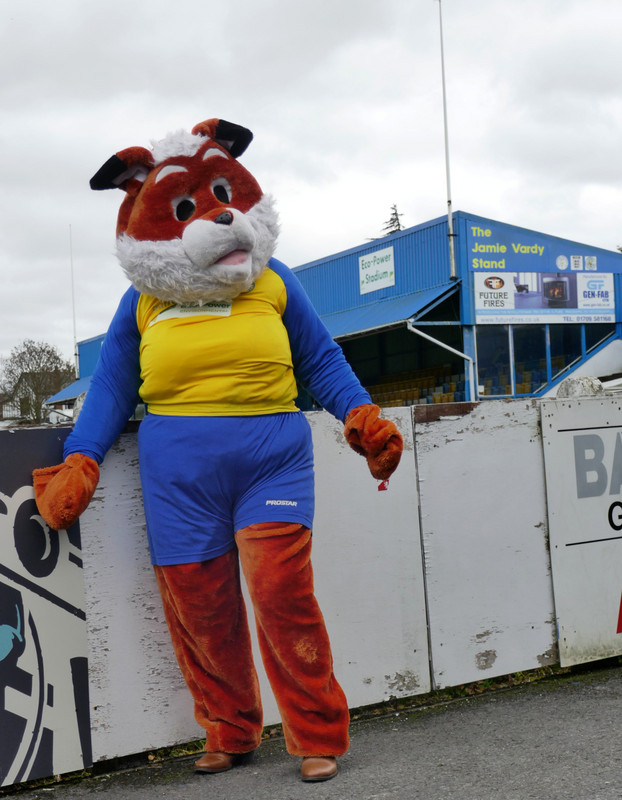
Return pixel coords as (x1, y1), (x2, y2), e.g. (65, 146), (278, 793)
(32, 119), (403, 783)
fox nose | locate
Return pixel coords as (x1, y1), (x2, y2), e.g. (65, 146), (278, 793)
(214, 211), (233, 226)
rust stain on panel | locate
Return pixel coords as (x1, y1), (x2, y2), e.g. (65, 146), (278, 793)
(414, 402), (478, 424)
(537, 643), (558, 666)
(475, 649), (498, 670)
(473, 629), (500, 644)
(384, 670), (420, 694)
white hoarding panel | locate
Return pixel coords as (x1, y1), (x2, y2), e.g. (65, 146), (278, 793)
(309, 407), (430, 706)
(81, 434), (200, 762)
(415, 401), (556, 689)
(542, 397), (622, 666)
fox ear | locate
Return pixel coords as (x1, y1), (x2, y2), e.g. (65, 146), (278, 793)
(191, 118), (253, 158)
(90, 146), (154, 191)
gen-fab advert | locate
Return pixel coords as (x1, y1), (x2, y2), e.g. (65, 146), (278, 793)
(542, 398), (622, 666)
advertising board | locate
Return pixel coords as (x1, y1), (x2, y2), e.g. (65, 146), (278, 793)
(467, 220), (621, 324)
(542, 397), (622, 666)
(0, 428), (91, 786)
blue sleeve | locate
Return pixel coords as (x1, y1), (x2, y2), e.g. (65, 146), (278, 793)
(271, 258), (372, 422)
(63, 287), (142, 463)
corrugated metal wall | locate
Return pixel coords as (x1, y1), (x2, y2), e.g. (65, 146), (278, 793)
(293, 215), (452, 315)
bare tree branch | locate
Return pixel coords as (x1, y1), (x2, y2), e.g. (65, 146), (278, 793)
(1, 340), (75, 423)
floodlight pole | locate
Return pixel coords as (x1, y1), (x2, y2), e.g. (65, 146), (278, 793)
(437, 0), (457, 280)
(69, 224), (79, 378)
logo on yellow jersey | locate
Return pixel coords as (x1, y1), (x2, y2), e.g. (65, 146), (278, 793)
(149, 301), (233, 326)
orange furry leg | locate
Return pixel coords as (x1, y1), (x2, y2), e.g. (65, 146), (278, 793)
(235, 522), (350, 757)
(154, 550), (263, 754)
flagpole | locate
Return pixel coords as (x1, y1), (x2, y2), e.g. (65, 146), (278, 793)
(437, 0), (457, 280)
(69, 224), (79, 378)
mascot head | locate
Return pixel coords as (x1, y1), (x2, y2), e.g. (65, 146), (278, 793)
(90, 118), (279, 305)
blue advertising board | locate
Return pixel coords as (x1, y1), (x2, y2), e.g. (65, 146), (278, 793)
(466, 218), (622, 324)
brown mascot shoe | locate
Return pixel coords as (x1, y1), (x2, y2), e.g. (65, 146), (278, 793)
(300, 756), (338, 782)
(194, 751), (236, 774)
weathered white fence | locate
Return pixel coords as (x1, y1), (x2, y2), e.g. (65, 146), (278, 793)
(2, 397), (621, 786)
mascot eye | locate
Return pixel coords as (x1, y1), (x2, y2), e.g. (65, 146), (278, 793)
(211, 178), (232, 204)
(172, 196), (196, 221)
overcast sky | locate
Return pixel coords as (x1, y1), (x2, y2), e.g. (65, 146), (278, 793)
(2, 0), (621, 364)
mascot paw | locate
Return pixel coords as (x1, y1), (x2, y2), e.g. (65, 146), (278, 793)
(343, 404), (403, 481)
(33, 453), (100, 530)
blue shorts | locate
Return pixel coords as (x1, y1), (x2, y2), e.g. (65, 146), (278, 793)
(137, 412), (315, 565)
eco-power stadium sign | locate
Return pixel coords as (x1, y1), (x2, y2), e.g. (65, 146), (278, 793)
(359, 246), (395, 295)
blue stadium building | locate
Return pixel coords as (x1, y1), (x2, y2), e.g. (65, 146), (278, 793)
(293, 211), (622, 407)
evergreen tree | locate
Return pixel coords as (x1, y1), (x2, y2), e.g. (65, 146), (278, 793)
(381, 204), (404, 236)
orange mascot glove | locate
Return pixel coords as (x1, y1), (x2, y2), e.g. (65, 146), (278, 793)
(32, 453), (100, 531)
(343, 403), (403, 481)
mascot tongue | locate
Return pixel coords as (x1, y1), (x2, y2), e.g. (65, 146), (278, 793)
(216, 249), (249, 266)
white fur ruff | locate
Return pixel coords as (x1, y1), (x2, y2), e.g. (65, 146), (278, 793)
(116, 194), (280, 304)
